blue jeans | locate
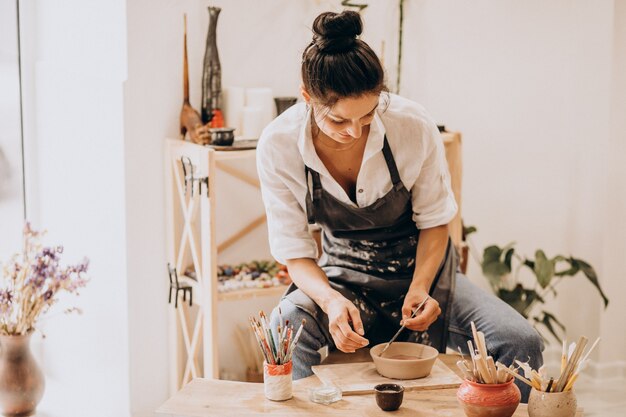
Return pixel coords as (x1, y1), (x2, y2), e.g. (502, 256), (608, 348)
(270, 273), (544, 403)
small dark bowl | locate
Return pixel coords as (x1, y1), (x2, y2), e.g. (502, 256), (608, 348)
(209, 127), (235, 146)
(374, 383), (404, 412)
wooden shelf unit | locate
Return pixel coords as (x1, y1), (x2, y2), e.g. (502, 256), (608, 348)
(164, 139), (283, 393)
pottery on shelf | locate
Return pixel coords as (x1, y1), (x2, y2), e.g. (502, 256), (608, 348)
(0, 332), (45, 417)
(456, 378), (520, 417)
(528, 388), (577, 417)
(208, 127), (235, 146)
(201, 6), (223, 126)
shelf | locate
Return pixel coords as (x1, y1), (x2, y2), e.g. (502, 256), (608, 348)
(165, 138), (257, 161)
(211, 148), (256, 161)
(217, 284), (286, 302)
(177, 275), (286, 304)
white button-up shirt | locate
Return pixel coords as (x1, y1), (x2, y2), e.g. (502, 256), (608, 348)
(256, 94), (457, 264)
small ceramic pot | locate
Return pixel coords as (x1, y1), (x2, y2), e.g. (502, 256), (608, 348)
(374, 383), (404, 411)
(528, 388), (577, 417)
(208, 127), (235, 146)
(457, 379), (520, 417)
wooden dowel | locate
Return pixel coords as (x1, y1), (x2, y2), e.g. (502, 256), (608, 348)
(497, 363), (534, 387)
(556, 336), (587, 392)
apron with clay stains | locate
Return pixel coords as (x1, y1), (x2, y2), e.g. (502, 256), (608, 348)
(284, 135), (457, 352)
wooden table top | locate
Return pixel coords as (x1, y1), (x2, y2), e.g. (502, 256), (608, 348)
(156, 354), (583, 417)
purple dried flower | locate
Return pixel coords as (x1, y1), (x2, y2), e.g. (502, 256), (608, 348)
(0, 290), (12, 305)
(1, 222), (90, 335)
(42, 290), (54, 301)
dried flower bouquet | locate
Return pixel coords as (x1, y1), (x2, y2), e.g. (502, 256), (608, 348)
(0, 223), (88, 335)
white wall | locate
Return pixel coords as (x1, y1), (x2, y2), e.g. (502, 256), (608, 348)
(124, 1), (201, 414)
(23, 0), (130, 416)
(400, 0), (617, 354)
(599, 0), (626, 365)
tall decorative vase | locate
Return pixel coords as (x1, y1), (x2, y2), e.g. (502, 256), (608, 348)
(0, 333), (44, 417)
(201, 6), (223, 127)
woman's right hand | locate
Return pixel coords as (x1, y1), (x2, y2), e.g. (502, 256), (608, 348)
(324, 295), (369, 353)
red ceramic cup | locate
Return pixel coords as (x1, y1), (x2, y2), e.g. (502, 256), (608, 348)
(457, 378), (521, 417)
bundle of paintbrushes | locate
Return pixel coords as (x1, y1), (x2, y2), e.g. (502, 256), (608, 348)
(456, 321), (516, 384)
(495, 336), (600, 393)
(249, 309), (305, 365)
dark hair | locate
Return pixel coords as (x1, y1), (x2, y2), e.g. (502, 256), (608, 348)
(302, 11), (387, 107)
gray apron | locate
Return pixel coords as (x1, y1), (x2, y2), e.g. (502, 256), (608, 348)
(284, 135), (457, 352)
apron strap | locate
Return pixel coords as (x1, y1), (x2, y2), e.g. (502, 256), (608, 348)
(304, 166), (322, 224)
(381, 136), (403, 188)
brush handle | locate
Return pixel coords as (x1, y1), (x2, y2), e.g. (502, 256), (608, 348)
(379, 296), (430, 357)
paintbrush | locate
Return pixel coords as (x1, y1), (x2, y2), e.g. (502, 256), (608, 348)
(379, 296), (431, 357)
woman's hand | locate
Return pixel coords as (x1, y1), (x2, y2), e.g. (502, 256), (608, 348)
(401, 286), (441, 331)
(324, 294), (369, 353)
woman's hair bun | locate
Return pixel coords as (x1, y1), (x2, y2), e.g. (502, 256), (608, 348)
(312, 11), (362, 53)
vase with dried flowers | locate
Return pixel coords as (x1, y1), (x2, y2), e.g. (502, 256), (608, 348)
(0, 223), (88, 416)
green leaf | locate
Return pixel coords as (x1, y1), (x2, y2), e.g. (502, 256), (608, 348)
(482, 245), (514, 289)
(571, 258), (609, 308)
(533, 311), (566, 344)
(534, 250), (554, 288)
(554, 256), (579, 276)
(463, 225), (477, 237)
(523, 259), (535, 270)
(504, 248), (515, 271)
(483, 245), (503, 265)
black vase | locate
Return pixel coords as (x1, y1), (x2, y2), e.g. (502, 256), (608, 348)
(201, 6), (222, 124)
(274, 97), (298, 116)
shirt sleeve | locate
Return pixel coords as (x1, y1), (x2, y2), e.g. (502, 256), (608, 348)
(411, 122), (458, 229)
(256, 136), (318, 264)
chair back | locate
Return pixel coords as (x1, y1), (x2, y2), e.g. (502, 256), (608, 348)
(167, 263), (178, 286)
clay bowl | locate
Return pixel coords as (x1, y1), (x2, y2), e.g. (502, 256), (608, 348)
(370, 342), (438, 380)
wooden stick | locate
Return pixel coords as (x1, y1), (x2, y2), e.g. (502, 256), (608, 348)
(560, 339), (568, 375)
(470, 322), (492, 383)
(467, 340), (480, 381)
(487, 356), (498, 383)
(475, 354), (494, 384)
(457, 360), (475, 381)
(530, 370), (543, 391)
(579, 337), (600, 368)
(564, 373), (578, 392)
(496, 362), (534, 387)
(556, 336), (587, 392)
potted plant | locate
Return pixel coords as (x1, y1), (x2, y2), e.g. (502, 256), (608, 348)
(466, 227), (609, 343)
(0, 223), (89, 416)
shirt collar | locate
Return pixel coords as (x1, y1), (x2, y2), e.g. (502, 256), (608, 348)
(297, 105), (387, 172)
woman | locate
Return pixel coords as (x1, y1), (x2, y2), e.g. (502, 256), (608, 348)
(256, 10), (543, 402)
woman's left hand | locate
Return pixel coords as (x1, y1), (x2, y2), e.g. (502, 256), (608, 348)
(400, 287), (441, 331)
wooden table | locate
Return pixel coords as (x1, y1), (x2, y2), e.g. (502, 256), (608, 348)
(157, 354), (583, 416)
